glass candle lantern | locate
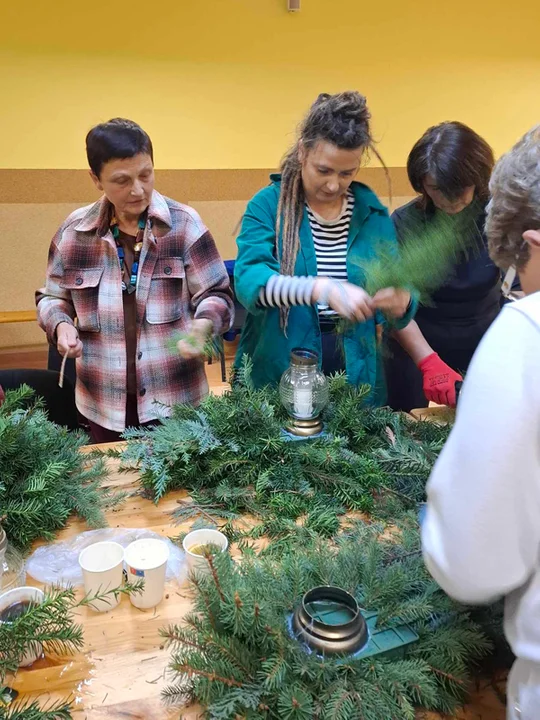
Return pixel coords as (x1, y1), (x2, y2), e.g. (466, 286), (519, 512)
(279, 349), (329, 437)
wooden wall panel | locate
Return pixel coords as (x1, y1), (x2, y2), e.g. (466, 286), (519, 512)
(0, 168), (413, 203)
(0, 169), (415, 349)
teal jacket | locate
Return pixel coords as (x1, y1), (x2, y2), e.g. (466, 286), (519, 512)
(234, 176), (417, 406)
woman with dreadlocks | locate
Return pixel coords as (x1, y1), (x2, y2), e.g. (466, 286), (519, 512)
(233, 91), (422, 405)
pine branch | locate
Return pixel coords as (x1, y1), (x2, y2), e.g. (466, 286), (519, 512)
(358, 203), (482, 302)
(171, 663), (244, 688)
(0, 582), (143, 681)
(0, 697), (73, 719)
(0, 388), (110, 550)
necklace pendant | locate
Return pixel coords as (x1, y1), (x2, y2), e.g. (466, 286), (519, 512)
(126, 284), (136, 295)
(134, 242), (143, 253)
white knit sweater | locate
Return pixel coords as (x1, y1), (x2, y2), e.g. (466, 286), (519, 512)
(422, 293), (540, 662)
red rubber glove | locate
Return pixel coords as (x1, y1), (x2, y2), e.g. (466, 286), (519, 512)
(417, 352), (463, 407)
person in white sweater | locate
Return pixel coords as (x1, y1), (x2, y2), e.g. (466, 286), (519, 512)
(422, 124), (540, 720)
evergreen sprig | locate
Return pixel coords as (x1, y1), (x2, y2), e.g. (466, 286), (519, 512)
(359, 203), (482, 304)
(0, 386), (115, 550)
(335, 204), (482, 340)
(374, 414), (451, 505)
(0, 582), (144, 680)
(167, 331), (224, 361)
(0, 581), (143, 720)
(0, 697), (73, 720)
(161, 520), (492, 719)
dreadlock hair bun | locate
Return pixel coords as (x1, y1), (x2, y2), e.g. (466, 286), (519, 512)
(306, 92), (372, 150)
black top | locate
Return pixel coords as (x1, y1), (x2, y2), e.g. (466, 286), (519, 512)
(392, 199), (501, 323)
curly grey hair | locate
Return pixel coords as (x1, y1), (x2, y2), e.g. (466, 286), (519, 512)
(486, 125), (540, 270)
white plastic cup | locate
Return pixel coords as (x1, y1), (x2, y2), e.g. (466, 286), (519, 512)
(0, 586), (45, 666)
(182, 529), (228, 577)
(124, 538), (170, 610)
(78, 541), (124, 612)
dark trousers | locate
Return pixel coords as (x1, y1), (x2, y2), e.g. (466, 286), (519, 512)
(86, 394), (158, 444)
(321, 329), (346, 376)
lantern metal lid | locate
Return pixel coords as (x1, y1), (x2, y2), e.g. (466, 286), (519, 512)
(291, 586), (368, 656)
(290, 349), (318, 367)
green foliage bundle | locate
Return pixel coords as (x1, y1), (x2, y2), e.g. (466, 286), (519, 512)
(120, 363), (445, 537)
(167, 331), (224, 361)
(358, 202), (481, 304)
(162, 520), (491, 719)
(0, 386), (111, 550)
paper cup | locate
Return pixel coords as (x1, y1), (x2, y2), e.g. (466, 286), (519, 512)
(78, 541), (124, 612)
(0, 586), (44, 666)
(183, 529), (228, 577)
(124, 538), (170, 610)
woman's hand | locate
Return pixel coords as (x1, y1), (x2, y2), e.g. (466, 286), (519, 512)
(372, 287), (411, 319)
(56, 322), (83, 359)
(177, 319), (213, 359)
(418, 352), (463, 407)
(313, 278), (374, 322)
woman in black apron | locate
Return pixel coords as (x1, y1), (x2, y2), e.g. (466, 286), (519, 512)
(386, 122), (502, 411)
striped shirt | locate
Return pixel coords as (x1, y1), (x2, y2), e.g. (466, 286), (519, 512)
(308, 190), (353, 316)
(259, 191), (354, 313)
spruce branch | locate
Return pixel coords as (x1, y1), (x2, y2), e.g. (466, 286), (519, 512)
(0, 582), (143, 681)
(0, 697), (73, 719)
(0, 387), (111, 550)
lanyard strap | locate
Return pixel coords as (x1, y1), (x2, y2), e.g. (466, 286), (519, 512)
(111, 214), (146, 293)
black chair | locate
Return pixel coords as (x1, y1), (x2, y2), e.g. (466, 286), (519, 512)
(0, 368), (79, 430)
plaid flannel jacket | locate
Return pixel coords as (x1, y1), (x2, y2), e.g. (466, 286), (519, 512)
(36, 190), (234, 431)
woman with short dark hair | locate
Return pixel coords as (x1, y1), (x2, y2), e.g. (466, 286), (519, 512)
(386, 121), (505, 411)
(36, 118), (234, 442)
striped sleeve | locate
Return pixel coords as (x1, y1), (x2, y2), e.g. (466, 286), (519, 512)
(258, 275), (316, 308)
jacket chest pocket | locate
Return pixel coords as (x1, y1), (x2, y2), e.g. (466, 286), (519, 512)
(146, 257), (186, 325)
(60, 267), (103, 332)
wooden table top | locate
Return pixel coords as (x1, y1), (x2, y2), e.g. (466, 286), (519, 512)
(9, 443), (505, 719)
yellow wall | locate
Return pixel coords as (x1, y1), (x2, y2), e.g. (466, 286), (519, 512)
(1, 0), (539, 169)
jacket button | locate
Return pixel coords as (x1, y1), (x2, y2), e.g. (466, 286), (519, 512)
(164, 266), (172, 275)
(137, 352), (143, 360)
(139, 388), (146, 397)
(75, 277), (83, 286)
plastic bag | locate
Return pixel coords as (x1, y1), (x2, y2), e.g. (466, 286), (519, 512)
(26, 528), (187, 587)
